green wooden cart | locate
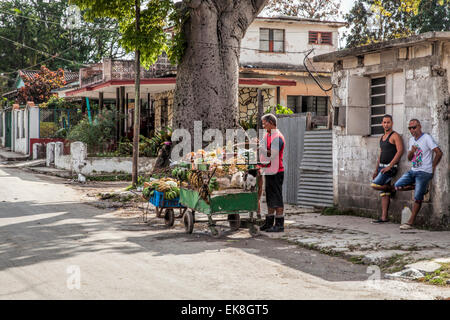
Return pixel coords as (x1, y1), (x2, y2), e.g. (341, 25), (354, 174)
(179, 187), (260, 237)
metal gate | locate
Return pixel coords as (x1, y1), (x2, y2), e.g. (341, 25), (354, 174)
(297, 130), (333, 208)
(277, 115), (306, 205)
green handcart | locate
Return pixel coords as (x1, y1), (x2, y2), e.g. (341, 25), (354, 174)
(179, 187), (260, 237)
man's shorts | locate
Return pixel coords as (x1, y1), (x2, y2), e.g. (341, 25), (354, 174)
(265, 171), (284, 209)
(394, 170), (433, 201)
(371, 165), (398, 195)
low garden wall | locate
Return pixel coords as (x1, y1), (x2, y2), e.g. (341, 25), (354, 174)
(46, 141), (156, 176)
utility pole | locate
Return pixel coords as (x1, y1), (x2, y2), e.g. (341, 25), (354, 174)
(132, 0), (141, 186)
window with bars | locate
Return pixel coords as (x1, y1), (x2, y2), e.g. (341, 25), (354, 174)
(260, 28), (284, 52)
(286, 95), (328, 116)
(370, 77), (386, 135)
(308, 31), (333, 45)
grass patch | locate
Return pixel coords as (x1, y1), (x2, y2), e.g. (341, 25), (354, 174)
(87, 174), (132, 182)
(379, 254), (409, 273)
(348, 256), (364, 264)
(419, 263), (450, 286)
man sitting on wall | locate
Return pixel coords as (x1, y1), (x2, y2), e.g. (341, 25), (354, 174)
(394, 119), (443, 230)
(370, 114), (404, 223)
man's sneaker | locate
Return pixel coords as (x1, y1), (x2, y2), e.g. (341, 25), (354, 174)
(399, 223), (413, 230)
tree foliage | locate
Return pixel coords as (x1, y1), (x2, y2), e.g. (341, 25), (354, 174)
(410, 0), (450, 33)
(71, 0), (175, 68)
(263, 0), (341, 20)
(0, 0), (125, 92)
(17, 66), (65, 104)
(344, 0), (449, 48)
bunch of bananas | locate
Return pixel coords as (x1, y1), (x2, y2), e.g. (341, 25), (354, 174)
(187, 171), (203, 189)
(171, 167), (189, 181)
(208, 177), (219, 192)
(157, 182), (171, 193)
(164, 187), (180, 200)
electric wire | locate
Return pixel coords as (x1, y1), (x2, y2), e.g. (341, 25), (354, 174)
(0, 41), (85, 77)
(0, 8), (119, 33)
(0, 35), (90, 67)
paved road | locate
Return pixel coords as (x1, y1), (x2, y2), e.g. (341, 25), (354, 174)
(0, 166), (448, 299)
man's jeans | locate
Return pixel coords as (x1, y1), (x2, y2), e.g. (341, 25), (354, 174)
(394, 170), (433, 201)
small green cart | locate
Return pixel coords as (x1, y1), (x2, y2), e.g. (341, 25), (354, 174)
(179, 188), (260, 237)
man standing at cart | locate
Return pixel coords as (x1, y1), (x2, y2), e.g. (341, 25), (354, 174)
(257, 114), (286, 232)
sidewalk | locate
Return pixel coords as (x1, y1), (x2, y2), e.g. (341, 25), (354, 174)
(0, 148), (29, 161)
(261, 205), (450, 283)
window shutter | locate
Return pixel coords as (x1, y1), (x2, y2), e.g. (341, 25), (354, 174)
(346, 76), (370, 136)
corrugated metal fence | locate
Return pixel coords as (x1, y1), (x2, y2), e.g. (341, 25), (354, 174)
(277, 115), (306, 204)
(297, 130), (333, 208)
(277, 115), (333, 207)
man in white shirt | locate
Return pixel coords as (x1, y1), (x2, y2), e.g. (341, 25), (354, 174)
(394, 119), (443, 230)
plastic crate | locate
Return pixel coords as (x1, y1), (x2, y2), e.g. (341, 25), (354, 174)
(149, 190), (184, 208)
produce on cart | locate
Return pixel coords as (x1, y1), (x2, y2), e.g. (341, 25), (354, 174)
(142, 177), (187, 226)
(174, 147), (260, 237)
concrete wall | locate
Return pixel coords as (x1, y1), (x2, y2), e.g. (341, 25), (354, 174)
(50, 141), (157, 176)
(11, 106), (40, 155)
(241, 20), (339, 68)
(0, 111), (5, 147)
(331, 41), (450, 230)
(13, 109), (27, 154)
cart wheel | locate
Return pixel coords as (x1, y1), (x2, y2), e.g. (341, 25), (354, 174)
(183, 210), (194, 234)
(249, 224), (260, 237)
(227, 214), (241, 231)
(164, 209), (175, 227)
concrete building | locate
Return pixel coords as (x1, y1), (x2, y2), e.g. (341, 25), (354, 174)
(313, 32), (450, 230)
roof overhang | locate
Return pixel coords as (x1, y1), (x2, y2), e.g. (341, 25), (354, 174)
(256, 16), (347, 28)
(65, 78), (296, 99)
(314, 31), (450, 63)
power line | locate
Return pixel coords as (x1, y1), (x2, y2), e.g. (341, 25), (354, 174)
(0, 8), (119, 33)
(0, 35), (89, 67)
(0, 41), (85, 77)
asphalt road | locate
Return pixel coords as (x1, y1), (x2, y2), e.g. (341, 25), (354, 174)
(0, 166), (448, 299)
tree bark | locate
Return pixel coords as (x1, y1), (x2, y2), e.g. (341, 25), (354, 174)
(173, 0), (268, 138)
(132, 0), (141, 186)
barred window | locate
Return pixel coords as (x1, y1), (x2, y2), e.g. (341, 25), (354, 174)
(370, 77), (386, 135)
(309, 31), (333, 45)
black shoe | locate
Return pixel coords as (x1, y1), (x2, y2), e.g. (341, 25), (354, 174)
(266, 216), (284, 232)
(260, 215), (275, 231)
(371, 218), (389, 224)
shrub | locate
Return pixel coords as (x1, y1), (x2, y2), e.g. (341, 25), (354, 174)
(67, 109), (116, 153)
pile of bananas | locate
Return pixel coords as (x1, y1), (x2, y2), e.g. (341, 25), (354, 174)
(143, 177), (180, 201)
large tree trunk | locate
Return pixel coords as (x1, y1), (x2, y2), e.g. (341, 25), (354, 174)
(173, 0), (268, 136)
